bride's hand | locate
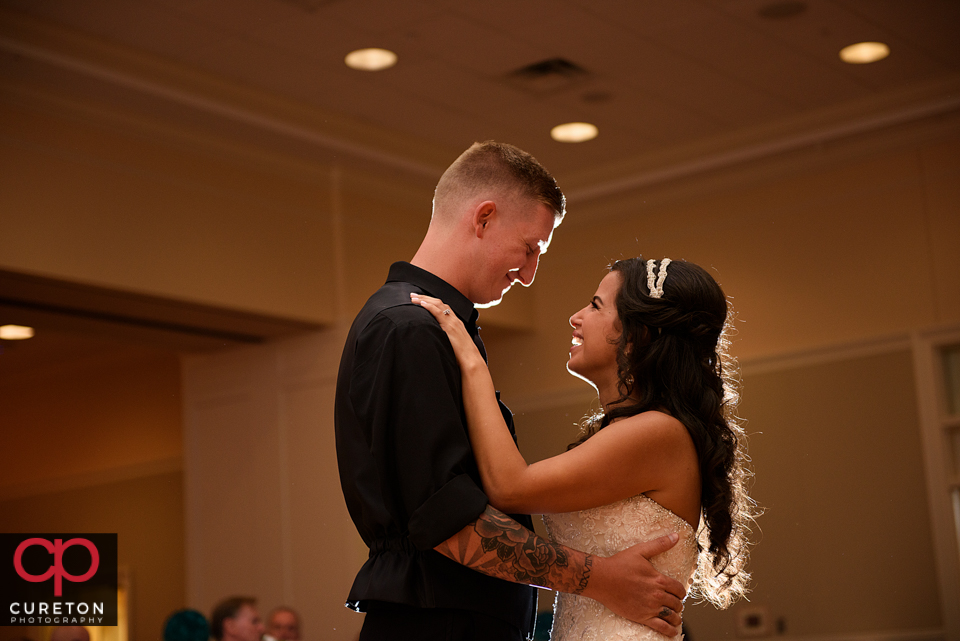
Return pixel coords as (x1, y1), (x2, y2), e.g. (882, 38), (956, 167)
(411, 293), (485, 371)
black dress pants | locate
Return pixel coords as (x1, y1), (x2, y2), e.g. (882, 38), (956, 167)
(359, 603), (525, 641)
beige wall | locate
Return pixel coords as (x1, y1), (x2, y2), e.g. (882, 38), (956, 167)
(180, 329), (365, 641)
(0, 473), (186, 641)
(3, 28), (960, 640)
(486, 119), (960, 398)
(174, 123), (957, 639)
(0, 346), (182, 490)
(512, 349), (942, 637)
(0, 346), (185, 641)
(0, 100), (335, 325)
(484, 125), (960, 638)
(708, 349), (939, 636)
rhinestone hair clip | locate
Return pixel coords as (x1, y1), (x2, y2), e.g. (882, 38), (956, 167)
(645, 258), (672, 298)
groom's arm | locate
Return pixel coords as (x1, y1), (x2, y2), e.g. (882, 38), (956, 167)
(371, 313), (682, 633)
(434, 504), (686, 637)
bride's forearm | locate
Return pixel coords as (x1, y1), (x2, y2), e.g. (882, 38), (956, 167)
(460, 359), (531, 512)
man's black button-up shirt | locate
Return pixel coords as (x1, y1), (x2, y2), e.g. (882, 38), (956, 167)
(334, 262), (536, 633)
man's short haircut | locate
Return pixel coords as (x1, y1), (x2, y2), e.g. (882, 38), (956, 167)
(210, 596), (256, 641)
(433, 140), (565, 224)
(268, 606), (298, 620)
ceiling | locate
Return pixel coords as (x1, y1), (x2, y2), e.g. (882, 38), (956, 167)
(0, 0), (958, 361)
(2, 0), (958, 186)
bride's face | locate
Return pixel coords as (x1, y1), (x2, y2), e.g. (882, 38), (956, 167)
(566, 271), (622, 389)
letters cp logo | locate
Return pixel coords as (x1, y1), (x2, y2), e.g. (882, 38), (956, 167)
(13, 538), (100, 597)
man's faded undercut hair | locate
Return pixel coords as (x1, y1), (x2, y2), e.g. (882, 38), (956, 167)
(432, 140), (565, 224)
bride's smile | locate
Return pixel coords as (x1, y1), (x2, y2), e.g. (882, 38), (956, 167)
(566, 270), (623, 401)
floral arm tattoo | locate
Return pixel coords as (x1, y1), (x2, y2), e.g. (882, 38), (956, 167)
(434, 504), (593, 594)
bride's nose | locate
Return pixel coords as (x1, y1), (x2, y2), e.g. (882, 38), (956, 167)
(569, 313), (578, 328)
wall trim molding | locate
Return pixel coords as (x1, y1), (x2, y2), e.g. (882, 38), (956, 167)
(565, 93), (960, 204)
(0, 7), (448, 180)
(739, 333), (913, 376)
(0, 34), (443, 179)
(506, 328), (960, 414)
(911, 325), (960, 639)
(3, 9), (957, 206)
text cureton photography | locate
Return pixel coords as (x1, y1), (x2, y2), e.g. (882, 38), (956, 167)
(1, 533), (118, 626)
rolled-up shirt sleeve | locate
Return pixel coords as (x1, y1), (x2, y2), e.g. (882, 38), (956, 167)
(350, 308), (488, 550)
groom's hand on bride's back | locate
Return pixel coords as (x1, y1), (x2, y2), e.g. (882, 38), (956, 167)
(583, 533), (686, 636)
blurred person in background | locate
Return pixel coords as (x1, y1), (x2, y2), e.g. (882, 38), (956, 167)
(163, 608), (209, 641)
(265, 607), (300, 641)
(49, 628), (88, 641)
(211, 596), (264, 641)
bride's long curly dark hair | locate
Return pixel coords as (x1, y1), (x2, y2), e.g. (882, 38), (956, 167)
(570, 257), (755, 607)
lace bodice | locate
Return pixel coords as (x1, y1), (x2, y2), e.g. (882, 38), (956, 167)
(542, 494), (698, 640)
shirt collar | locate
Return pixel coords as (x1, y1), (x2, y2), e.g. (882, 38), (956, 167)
(386, 262), (479, 326)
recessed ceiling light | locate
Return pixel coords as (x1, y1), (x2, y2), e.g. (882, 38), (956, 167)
(345, 48), (398, 71)
(0, 325), (35, 340)
(839, 41), (890, 64)
(551, 122), (598, 143)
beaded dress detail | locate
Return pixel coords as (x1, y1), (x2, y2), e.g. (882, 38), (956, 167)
(542, 494), (698, 640)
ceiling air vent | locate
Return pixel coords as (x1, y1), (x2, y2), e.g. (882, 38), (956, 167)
(506, 58), (590, 94)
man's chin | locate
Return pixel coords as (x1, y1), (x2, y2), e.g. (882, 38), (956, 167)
(474, 285), (511, 309)
(474, 296), (504, 309)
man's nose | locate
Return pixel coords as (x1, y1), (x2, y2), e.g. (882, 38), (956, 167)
(516, 254), (540, 286)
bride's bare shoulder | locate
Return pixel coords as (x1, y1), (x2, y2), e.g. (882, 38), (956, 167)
(599, 410), (691, 450)
(608, 409), (685, 432)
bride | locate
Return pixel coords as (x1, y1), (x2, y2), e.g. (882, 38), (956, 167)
(413, 256), (754, 639)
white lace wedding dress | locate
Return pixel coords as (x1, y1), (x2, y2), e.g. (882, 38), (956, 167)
(542, 494), (698, 640)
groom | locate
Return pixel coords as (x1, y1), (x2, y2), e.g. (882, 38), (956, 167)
(334, 141), (685, 640)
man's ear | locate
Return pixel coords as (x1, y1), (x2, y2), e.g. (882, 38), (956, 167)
(472, 200), (496, 238)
